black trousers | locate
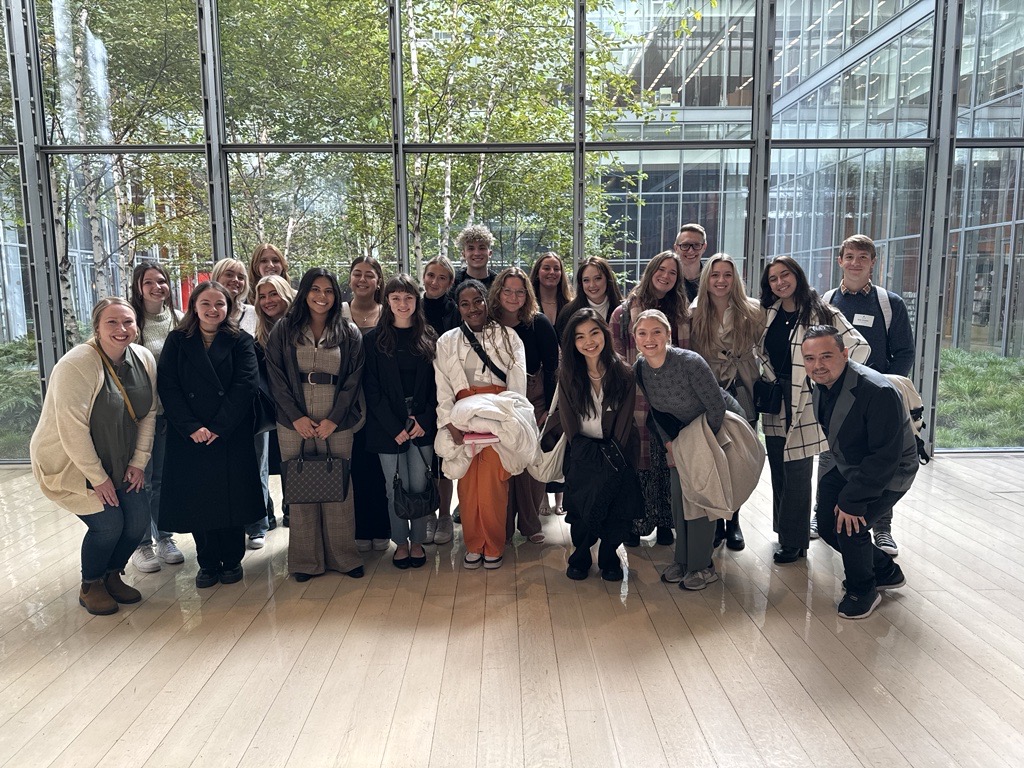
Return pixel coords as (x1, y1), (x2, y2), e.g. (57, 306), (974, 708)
(765, 436), (813, 549)
(193, 527), (245, 571)
(816, 468), (905, 595)
(568, 519), (628, 572)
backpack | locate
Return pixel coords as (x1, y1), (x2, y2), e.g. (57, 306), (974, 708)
(885, 374), (930, 464)
(823, 287), (892, 331)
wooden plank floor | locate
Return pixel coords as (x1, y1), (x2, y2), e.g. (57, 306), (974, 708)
(0, 455), (1022, 768)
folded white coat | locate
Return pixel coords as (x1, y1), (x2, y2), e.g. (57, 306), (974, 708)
(434, 391), (541, 480)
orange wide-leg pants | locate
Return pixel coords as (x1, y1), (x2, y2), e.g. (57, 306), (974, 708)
(456, 385), (511, 557)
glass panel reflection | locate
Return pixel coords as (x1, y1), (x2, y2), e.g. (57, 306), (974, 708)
(221, 0), (390, 144)
(228, 152), (396, 275)
(37, 0), (203, 145)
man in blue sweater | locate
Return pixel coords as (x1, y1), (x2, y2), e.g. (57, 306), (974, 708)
(812, 234), (916, 556)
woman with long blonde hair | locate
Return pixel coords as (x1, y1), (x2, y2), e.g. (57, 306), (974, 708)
(689, 253), (764, 550)
(247, 243), (291, 304)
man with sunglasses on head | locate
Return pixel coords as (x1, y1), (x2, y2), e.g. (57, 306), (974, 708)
(672, 223), (708, 302)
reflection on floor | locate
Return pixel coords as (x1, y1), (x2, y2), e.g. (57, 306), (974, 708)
(1, 455), (1023, 767)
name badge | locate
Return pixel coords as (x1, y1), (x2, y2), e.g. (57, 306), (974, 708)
(853, 313), (875, 327)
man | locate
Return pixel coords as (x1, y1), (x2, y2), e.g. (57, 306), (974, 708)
(802, 326), (917, 620)
(813, 234), (916, 556)
(450, 224), (499, 294)
(672, 223), (707, 302)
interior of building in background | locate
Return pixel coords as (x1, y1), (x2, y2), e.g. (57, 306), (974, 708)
(2, 0), (1022, 461)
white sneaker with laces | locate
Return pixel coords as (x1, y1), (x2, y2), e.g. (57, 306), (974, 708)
(809, 515), (820, 540)
(131, 544), (161, 573)
(873, 530), (899, 556)
(423, 516), (437, 544)
(156, 537), (185, 564)
(248, 535), (266, 550)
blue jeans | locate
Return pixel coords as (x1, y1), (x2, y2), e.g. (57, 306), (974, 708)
(380, 447), (433, 545)
(81, 488), (151, 581)
(141, 415), (174, 545)
(245, 431), (270, 538)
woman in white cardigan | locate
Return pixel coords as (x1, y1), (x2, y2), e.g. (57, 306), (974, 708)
(757, 257), (869, 564)
(435, 280), (526, 570)
(30, 297), (157, 616)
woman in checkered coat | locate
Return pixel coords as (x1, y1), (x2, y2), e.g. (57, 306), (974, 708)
(757, 257), (869, 565)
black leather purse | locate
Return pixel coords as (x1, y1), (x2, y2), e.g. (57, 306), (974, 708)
(393, 444), (440, 520)
(753, 378), (784, 415)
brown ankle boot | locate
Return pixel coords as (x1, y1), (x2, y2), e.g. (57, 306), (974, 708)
(79, 580), (119, 615)
(104, 571), (142, 604)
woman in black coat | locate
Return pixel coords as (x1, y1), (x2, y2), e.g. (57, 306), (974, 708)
(363, 275), (438, 569)
(158, 281), (263, 589)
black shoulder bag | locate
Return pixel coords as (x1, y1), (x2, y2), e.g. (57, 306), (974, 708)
(393, 444), (440, 520)
(459, 323), (507, 383)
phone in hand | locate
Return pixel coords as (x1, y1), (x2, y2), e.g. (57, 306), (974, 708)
(405, 416), (416, 433)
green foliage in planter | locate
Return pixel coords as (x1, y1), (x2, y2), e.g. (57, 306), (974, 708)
(936, 347), (1024, 448)
(0, 335), (42, 460)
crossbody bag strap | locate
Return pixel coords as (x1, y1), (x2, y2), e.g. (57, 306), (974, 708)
(91, 341), (139, 423)
(459, 323), (507, 383)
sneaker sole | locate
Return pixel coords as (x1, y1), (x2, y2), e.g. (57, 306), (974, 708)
(877, 546), (899, 557)
(839, 593), (883, 619)
(464, 557), (483, 570)
(877, 577), (906, 591)
(132, 559), (161, 574)
(483, 558), (503, 570)
(158, 555), (185, 564)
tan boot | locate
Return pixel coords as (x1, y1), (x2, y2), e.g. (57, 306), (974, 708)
(79, 580), (118, 615)
(104, 571), (142, 604)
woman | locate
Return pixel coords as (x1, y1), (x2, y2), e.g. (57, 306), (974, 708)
(31, 298), (157, 615)
(266, 268), (366, 581)
(212, 257), (267, 545)
(633, 309), (726, 590)
(128, 262), (185, 573)
(157, 282), (263, 588)
(254, 275), (297, 529)
(420, 255), (458, 544)
(247, 243), (291, 304)
(555, 256), (624, 340)
(490, 267), (558, 543)
(689, 253), (764, 551)
(610, 251), (690, 547)
(758, 256), (869, 564)
(344, 256), (392, 552)
(435, 280), (527, 569)
(363, 275), (438, 569)
(530, 252), (573, 325)
(548, 309), (641, 581)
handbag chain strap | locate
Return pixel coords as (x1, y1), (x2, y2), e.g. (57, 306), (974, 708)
(91, 341), (139, 424)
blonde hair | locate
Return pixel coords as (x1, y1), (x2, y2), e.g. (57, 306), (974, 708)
(455, 224), (494, 251)
(91, 297), (137, 341)
(633, 308), (672, 335)
(253, 275), (296, 347)
(247, 243), (290, 302)
(211, 258), (249, 305)
(690, 253), (762, 362)
(423, 254), (455, 282)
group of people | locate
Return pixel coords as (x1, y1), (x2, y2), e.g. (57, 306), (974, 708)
(30, 224), (920, 621)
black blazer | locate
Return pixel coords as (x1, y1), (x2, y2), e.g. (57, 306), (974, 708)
(157, 328), (263, 531)
(361, 327), (438, 454)
(812, 360), (919, 515)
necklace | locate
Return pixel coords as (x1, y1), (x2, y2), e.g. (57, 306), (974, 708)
(587, 372), (604, 380)
(780, 308), (798, 327)
(351, 303), (380, 326)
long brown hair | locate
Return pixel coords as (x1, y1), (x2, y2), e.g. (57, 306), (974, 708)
(376, 274), (436, 360)
(690, 253), (762, 361)
(558, 308), (632, 419)
(247, 243), (290, 303)
(488, 267), (538, 327)
(627, 250), (690, 330)
(129, 261), (177, 337)
(529, 252), (573, 314)
(759, 255), (837, 327)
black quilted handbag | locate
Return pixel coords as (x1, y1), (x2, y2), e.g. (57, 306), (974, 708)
(281, 440), (351, 505)
(393, 445), (439, 521)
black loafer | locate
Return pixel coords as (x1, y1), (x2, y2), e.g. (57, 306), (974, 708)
(219, 564), (244, 584)
(346, 566), (365, 579)
(294, 572), (313, 583)
(195, 568), (219, 589)
(623, 531), (641, 547)
(566, 565), (589, 580)
(409, 551), (427, 568)
(601, 568), (625, 582)
(393, 554), (412, 570)
(773, 546), (806, 564)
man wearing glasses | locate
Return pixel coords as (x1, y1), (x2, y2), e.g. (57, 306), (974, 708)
(673, 223), (708, 302)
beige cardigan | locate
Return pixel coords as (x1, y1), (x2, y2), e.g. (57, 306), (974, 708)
(30, 341), (157, 515)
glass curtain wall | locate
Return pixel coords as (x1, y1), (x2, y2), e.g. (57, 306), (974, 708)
(5, 0), (1024, 458)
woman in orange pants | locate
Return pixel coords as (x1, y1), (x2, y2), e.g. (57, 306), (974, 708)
(434, 280), (527, 570)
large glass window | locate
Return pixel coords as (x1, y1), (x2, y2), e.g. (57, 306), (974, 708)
(36, 0), (203, 145)
(220, 0), (391, 144)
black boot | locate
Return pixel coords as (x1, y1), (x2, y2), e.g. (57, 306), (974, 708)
(725, 512), (745, 551)
(714, 518), (727, 548)
(282, 504), (290, 527)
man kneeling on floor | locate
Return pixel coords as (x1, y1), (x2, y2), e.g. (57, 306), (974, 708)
(801, 325), (918, 619)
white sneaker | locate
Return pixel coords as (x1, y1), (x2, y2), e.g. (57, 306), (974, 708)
(809, 515), (820, 540)
(356, 539), (372, 552)
(423, 516), (437, 544)
(433, 517), (454, 545)
(680, 565), (719, 591)
(483, 555), (503, 570)
(131, 544), (161, 573)
(372, 538), (390, 551)
(156, 537), (185, 564)
(464, 552), (484, 569)
(248, 535), (266, 550)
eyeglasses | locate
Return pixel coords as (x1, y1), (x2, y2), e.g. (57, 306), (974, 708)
(674, 242), (705, 251)
(501, 289), (527, 298)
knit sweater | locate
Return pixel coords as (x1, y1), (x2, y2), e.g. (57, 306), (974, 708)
(635, 347), (725, 439)
(30, 342), (157, 515)
(140, 307), (182, 413)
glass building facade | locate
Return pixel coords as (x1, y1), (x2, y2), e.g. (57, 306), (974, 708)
(2, 0), (1022, 459)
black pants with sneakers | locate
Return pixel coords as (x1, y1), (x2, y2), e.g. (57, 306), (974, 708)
(193, 527), (245, 571)
(816, 468), (905, 595)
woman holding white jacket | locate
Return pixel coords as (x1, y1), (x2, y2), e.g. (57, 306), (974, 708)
(434, 280), (527, 570)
